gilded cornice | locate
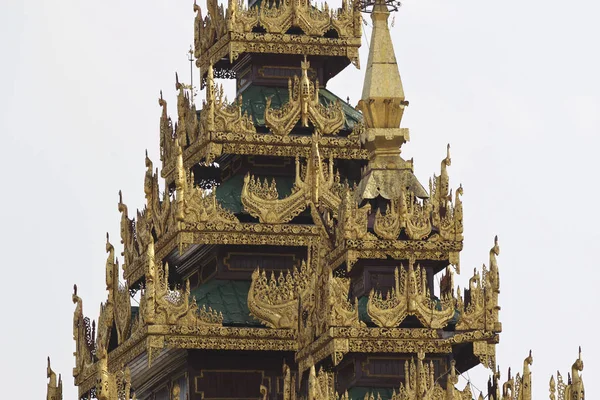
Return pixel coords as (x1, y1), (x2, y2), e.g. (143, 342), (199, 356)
(294, 326), (499, 374)
(194, 0), (362, 74)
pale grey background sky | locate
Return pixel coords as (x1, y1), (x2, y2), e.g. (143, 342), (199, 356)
(1, 0), (598, 398)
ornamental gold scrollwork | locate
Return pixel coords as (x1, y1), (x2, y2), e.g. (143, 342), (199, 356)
(308, 365), (350, 400)
(144, 152), (175, 239)
(95, 343), (136, 400)
(118, 191), (138, 273)
(549, 348), (584, 400)
(143, 232), (223, 327)
(47, 357), (63, 400)
(335, 188), (372, 243)
(327, 271), (364, 329)
(72, 284), (95, 380)
(201, 64), (256, 135)
(428, 144), (463, 242)
(373, 189), (432, 241)
(363, 356), (473, 400)
(175, 72), (199, 146)
(264, 57), (345, 136)
(242, 135), (342, 224)
(456, 236), (501, 333)
(159, 90), (175, 166)
(247, 260), (311, 329)
(367, 260), (456, 329)
(159, 73), (199, 172)
(195, 0), (362, 60)
(174, 139), (239, 230)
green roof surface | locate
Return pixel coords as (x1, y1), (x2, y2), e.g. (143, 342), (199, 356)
(239, 85), (363, 130)
(191, 280), (261, 326)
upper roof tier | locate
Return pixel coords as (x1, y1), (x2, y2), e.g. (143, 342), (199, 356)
(193, 0), (363, 84)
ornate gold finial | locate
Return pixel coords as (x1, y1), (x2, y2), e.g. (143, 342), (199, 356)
(549, 348), (584, 400)
(47, 357), (63, 400)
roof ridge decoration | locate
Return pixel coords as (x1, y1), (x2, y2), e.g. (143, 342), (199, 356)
(46, 357), (63, 400)
(72, 284), (94, 381)
(264, 57), (346, 136)
(174, 139), (239, 229)
(456, 236), (501, 333)
(201, 64), (256, 135)
(241, 134), (343, 223)
(194, 0), (362, 73)
(95, 343), (134, 400)
(367, 259), (457, 329)
(550, 347), (584, 400)
(142, 225), (223, 327)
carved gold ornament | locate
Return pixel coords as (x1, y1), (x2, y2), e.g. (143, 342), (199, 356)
(549, 348), (585, 400)
(194, 0), (362, 71)
(46, 357), (63, 400)
(264, 57), (345, 136)
(242, 135), (343, 223)
(247, 260), (311, 329)
(368, 260), (456, 329)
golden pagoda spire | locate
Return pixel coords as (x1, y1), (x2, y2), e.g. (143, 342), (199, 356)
(355, 0), (425, 201)
(358, 0), (406, 129)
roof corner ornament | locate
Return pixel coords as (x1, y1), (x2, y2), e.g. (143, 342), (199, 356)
(46, 357), (63, 400)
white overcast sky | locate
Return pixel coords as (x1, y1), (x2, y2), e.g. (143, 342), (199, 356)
(1, 0), (599, 398)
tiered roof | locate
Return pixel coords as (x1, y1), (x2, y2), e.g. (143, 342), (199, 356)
(46, 0), (584, 399)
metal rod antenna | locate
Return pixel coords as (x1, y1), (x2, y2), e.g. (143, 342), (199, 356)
(188, 45), (194, 104)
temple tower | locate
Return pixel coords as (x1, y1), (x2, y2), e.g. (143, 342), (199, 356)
(46, 0), (585, 399)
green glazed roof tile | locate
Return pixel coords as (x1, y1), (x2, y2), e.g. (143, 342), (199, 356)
(191, 280), (261, 326)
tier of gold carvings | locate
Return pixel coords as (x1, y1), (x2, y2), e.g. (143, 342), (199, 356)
(308, 365), (349, 400)
(106, 235), (132, 346)
(201, 64), (256, 135)
(95, 343), (135, 400)
(159, 70), (366, 183)
(373, 191), (433, 241)
(194, 0), (362, 65)
(429, 145), (463, 242)
(144, 233), (223, 327)
(264, 57), (345, 136)
(367, 261), (456, 329)
(549, 348), (584, 400)
(144, 152), (175, 239)
(242, 135), (343, 223)
(46, 357), (63, 400)
(247, 260), (311, 328)
(327, 271), (363, 328)
(335, 188), (372, 243)
(72, 284), (94, 380)
(456, 236), (501, 332)
(242, 173), (308, 224)
(175, 144), (239, 229)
